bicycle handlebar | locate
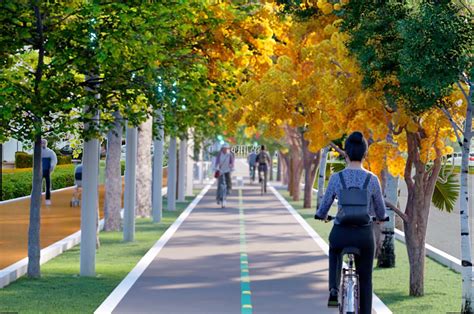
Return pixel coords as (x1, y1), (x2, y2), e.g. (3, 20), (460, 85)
(314, 214), (389, 222)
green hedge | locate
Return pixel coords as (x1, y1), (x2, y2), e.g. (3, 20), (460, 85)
(14, 152), (72, 169)
(2, 165), (76, 200)
(15, 152), (32, 168)
(2, 162), (126, 201)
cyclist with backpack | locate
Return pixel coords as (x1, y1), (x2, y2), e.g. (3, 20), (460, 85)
(256, 145), (271, 193)
(315, 132), (386, 314)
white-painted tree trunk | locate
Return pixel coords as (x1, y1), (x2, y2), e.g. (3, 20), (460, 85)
(123, 126), (137, 242)
(167, 137), (177, 211)
(152, 110), (164, 223)
(460, 82), (473, 313)
(80, 133), (99, 276)
(104, 112), (122, 231)
(178, 138), (187, 202)
(135, 118), (153, 217)
(316, 147), (329, 209)
(186, 131), (194, 196)
(199, 148), (205, 184)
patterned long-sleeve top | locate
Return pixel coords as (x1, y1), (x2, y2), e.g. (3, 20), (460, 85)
(316, 168), (386, 225)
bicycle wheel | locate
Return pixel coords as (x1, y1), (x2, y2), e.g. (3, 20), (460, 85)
(341, 273), (359, 314)
(221, 175), (227, 208)
(263, 172), (267, 193)
(339, 272), (346, 314)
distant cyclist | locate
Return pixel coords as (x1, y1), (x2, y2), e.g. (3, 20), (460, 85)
(247, 150), (257, 182)
(214, 143), (234, 206)
(315, 132), (386, 314)
(256, 145), (271, 193)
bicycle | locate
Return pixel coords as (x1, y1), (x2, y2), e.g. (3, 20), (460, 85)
(217, 173), (228, 208)
(315, 214), (389, 314)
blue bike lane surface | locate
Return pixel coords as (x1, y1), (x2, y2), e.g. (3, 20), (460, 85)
(96, 167), (346, 313)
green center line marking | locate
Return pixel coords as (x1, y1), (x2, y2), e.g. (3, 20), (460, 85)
(239, 189), (253, 314)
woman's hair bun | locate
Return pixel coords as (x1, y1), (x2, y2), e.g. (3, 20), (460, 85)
(348, 131), (363, 144)
(344, 131), (367, 161)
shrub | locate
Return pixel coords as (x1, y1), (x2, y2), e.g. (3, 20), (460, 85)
(57, 155), (72, 165)
(15, 152), (32, 168)
(1, 164), (75, 200)
(14, 151), (71, 169)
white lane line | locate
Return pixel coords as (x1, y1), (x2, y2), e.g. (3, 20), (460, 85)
(94, 183), (213, 314)
(269, 186), (392, 314)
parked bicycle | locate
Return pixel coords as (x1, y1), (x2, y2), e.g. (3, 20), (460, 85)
(315, 214), (389, 314)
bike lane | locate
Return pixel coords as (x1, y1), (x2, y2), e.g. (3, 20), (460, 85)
(97, 178), (387, 313)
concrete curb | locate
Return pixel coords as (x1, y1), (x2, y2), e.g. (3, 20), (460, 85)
(393, 229), (472, 276)
(0, 187), (168, 289)
(272, 186), (392, 314)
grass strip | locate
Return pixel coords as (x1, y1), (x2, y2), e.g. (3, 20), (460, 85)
(280, 189), (461, 314)
(0, 195), (196, 314)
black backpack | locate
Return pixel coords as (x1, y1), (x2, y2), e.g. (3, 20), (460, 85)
(257, 151), (267, 165)
(336, 172), (372, 226)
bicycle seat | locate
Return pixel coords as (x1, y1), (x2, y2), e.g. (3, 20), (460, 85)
(342, 247), (360, 256)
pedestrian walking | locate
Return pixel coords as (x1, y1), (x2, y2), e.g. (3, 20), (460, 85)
(41, 139), (57, 206)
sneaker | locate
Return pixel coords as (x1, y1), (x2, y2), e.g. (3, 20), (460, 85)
(222, 200), (227, 208)
(327, 289), (338, 307)
(45, 199), (52, 206)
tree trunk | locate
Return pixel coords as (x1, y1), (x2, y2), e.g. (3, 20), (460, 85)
(403, 131), (442, 296)
(302, 136), (320, 209)
(123, 126), (137, 242)
(404, 215), (426, 296)
(289, 153), (303, 201)
(152, 109), (164, 223)
(178, 138), (187, 202)
(316, 146), (329, 209)
(167, 137), (177, 211)
(284, 126), (303, 201)
(459, 81), (473, 313)
(136, 118), (153, 217)
(104, 112), (122, 231)
(28, 5), (44, 278)
(80, 128), (100, 276)
(186, 130), (194, 196)
(27, 135), (42, 278)
(280, 151), (289, 186)
(276, 151), (281, 182)
(269, 151), (274, 181)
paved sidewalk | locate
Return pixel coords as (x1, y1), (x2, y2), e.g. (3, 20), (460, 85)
(99, 183), (336, 314)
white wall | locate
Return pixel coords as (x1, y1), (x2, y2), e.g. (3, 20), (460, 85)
(2, 139), (25, 162)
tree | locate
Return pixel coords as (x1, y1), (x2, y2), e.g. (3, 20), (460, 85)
(0, 1), (93, 278)
(342, 0), (473, 300)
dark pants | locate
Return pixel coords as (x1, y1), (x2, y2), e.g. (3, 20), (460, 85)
(258, 164), (268, 192)
(43, 170), (51, 200)
(217, 172), (232, 201)
(329, 224), (375, 314)
(249, 164), (256, 181)
(224, 172), (232, 192)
